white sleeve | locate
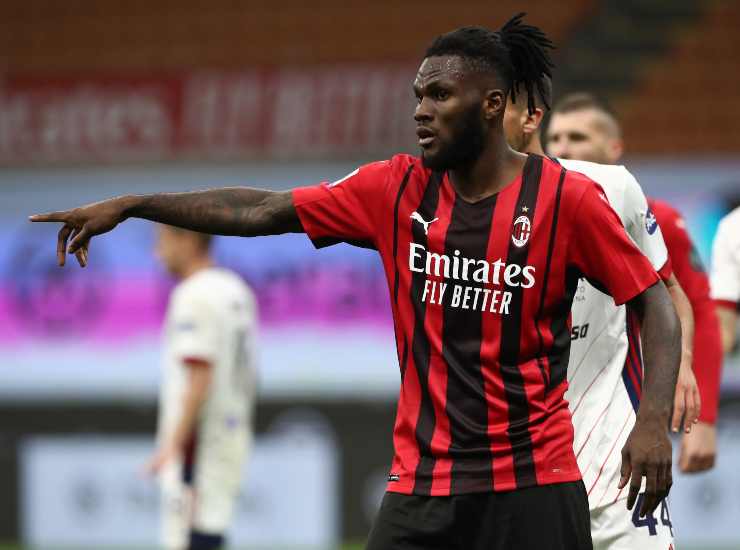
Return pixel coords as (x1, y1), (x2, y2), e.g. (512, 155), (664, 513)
(620, 167), (669, 272)
(710, 212), (740, 305)
(168, 291), (221, 364)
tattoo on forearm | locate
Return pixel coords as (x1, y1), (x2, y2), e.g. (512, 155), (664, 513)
(128, 188), (302, 236)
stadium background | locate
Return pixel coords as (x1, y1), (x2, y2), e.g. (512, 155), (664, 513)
(1, 0), (739, 548)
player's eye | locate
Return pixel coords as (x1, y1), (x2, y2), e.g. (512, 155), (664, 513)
(435, 89), (450, 101)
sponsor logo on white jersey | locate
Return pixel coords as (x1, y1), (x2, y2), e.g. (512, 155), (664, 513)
(645, 207), (658, 235)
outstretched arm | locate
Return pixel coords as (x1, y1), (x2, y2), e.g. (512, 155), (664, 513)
(30, 188), (302, 266)
(619, 280), (681, 517)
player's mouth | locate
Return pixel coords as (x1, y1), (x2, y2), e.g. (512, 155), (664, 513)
(416, 127), (436, 148)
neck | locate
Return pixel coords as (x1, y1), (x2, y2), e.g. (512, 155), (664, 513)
(448, 134), (526, 203)
(179, 255), (213, 280)
(525, 130), (546, 156)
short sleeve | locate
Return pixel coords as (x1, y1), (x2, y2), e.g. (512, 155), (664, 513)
(622, 172), (670, 276)
(292, 159), (392, 249)
(567, 181), (660, 305)
(710, 212), (740, 307)
(168, 293), (221, 364)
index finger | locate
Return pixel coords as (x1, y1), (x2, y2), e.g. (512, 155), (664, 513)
(671, 387), (686, 433)
(684, 388), (698, 433)
(29, 211), (69, 223)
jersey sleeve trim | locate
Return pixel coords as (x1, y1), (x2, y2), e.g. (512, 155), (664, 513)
(657, 260), (673, 282)
(714, 298), (739, 311)
(182, 356), (214, 367)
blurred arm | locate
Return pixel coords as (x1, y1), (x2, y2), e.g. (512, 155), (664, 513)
(170, 359), (214, 451)
(664, 273), (700, 432)
(717, 305), (738, 353)
(145, 358), (213, 475)
(665, 273), (694, 366)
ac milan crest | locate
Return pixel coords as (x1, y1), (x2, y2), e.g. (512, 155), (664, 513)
(511, 215), (532, 248)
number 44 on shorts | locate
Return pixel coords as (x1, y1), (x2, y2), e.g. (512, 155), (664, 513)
(631, 493), (674, 537)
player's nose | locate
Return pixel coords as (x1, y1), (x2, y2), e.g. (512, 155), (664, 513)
(414, 97), (433, 123)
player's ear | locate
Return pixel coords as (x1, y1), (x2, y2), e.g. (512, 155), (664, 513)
(522, 107), (545, 137)
(607, 138), (625, 163)
(484, 88), (506, 119)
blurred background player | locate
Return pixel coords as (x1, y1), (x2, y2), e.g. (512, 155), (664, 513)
(711, 206), (740, 353)
(504, 84), (694, 550)
(148, 225), (257, 550)
(546, 92), (723, 473)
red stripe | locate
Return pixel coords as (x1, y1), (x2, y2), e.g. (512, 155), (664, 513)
(612, 484), (626, 504)
(625, 319), (643, 400)
(387, 167), (428, 492)
(518, 171), (558, 483)
(424, 178), (456, 494)
(595, 460), (624, 508)
(571, 362), (611, 416)
(481, 178), (520, 490)
(627, 311), (644, 379)
(587, 412), (632, 496)
(575, 402), (611, 459)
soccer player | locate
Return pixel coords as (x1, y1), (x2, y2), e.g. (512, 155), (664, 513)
(147, 225), (257, 550)
(30, 16), (680, 549)
(546, 93), (723, 474)
(711, 206), (740, 352)
(504, 86), (698, 549)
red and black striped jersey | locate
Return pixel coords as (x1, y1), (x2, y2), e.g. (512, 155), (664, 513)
(293, 154), (659, 495)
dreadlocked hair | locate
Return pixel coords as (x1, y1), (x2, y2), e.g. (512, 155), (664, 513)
(424, 13), (555, 115)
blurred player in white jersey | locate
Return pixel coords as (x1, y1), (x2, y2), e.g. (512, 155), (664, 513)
(147, 225), (257, 550)
(504, 84), (699, 550)
(711, 206), (740, 352)
(546, 93), (723, 471)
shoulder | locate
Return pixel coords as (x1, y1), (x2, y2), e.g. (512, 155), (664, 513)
(388, 154), (428, 182)
(558, 159), (637, 196)
(648, 198), (682, 223)
(326, 154), (424, 193)
(714, 207), (740, 256)
(178, 269), (252, 310)
(648, 199), (687, 241)
(718, 206), (740, 235)
(554, 159), (602, 202)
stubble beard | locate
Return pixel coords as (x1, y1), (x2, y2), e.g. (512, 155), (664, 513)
(421, 105), (487, 172)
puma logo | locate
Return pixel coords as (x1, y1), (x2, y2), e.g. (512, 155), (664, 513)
(410, 211), (439, 235)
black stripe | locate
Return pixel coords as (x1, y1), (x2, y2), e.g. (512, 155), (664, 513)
(547, 266), (580, 391)
(409, 171), (443, 495)
(530, 167), (569, 392)
(392, 165), (416, 386)
(499, 154), (542, 488)
(442, 193), (497, 494)
(399, 336), (409, 381)
(393, 164), (416, 305)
